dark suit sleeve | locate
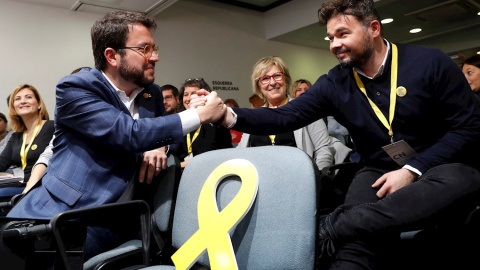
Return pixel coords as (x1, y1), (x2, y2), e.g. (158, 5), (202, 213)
(231, 79), (331, 136)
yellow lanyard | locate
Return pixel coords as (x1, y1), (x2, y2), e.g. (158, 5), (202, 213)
(353, 43), (398, 143)
(187, 126), (202, 154)
(267, 98), (289, 145)
(20, 121), (42, 169)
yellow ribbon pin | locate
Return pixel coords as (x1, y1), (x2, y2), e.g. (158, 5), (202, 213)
(171, 159), (259, 270)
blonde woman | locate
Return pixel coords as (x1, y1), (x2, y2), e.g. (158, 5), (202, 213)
(0, 84), (54, 196)
(237, 56), (351, 170)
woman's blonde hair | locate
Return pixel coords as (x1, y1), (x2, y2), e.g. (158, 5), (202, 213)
(9, 84), (49, 132)
(251, 56), (292, 101)
(290, 79), (312, 97)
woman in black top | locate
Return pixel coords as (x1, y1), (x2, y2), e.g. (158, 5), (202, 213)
(0, 84), (54, 196)
(171, 78), (232, 167)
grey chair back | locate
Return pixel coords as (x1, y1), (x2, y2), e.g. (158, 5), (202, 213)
(170, 146), (319, 269)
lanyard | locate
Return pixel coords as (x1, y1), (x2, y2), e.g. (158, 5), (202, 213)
(353, 43), (398, 143)
(187, 126), (202, 154)
(267, 98), (289, 145)
(20, 121), (42, 169)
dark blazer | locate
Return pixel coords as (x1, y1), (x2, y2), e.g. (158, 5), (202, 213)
(8, 68), (184, 219)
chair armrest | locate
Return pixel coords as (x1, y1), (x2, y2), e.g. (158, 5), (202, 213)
(50, 200), (151, 270)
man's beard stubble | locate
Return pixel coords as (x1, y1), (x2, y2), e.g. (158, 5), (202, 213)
(119, 57), (154, 87)
(336, 34), (374, 69)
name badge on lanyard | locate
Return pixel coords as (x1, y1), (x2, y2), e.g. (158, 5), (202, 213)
(382, 140), (416, 166)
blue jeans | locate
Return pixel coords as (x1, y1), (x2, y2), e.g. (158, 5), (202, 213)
(327, 163), (480, 270)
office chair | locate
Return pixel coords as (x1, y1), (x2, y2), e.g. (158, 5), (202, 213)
(0, 154), (182, 270)
(83, 154), (182, 270)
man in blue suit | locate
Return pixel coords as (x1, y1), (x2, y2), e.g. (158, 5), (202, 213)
(194, 0), (480, 269)
(7, 10), (225, 257)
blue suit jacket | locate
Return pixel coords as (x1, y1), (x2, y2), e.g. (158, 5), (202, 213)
(8, 68), (183, 219)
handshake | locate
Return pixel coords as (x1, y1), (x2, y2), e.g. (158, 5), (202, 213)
(190, 89), (234, 127)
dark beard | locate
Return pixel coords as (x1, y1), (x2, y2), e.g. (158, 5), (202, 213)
(337, 35), (374, 69)
(119, 58), (154, 87)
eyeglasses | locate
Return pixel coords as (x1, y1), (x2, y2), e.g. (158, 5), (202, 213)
(185, 78), (204, 83)
(118, 44), (159, 60)
(163, 94), (173, 100)
(258, 72), (284, 85)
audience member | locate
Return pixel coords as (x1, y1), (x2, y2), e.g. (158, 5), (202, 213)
(462, 54), (480, 102)
(161, 84), (180, 114)
(248, 93), (264, 108)
(237, 56), (350, 170)
(224, 99), (242, 146)
(195, 0), (480, 268)
(0, 113), (13, 154)
(6, 10), (225, 259)
(290, 78), (312, 97)
(0, 84), (54, 197)
(224, 98), (239, 108)
(175, 78), (232, 167)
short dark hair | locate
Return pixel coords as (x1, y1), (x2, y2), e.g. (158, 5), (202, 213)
(0, 112), (7, 123)
(224, 99), (239, 108)
(464, 54), (480, 69)
(161, 84), (179, 97)
(318, 0), (382, 34)
(179, 78), (212, 111)
(91, 11), (157, 70)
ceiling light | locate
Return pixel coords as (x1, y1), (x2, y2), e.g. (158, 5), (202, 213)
(477, 51), (480, 54)
(478, 11), (480, 15)
(381, 18), (393, 24)
(410, 28), (422, 34)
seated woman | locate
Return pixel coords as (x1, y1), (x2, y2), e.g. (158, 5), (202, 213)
(0, 84), (54, 197)
(237, 56), (351, 170)
(171, 78), (232, 167)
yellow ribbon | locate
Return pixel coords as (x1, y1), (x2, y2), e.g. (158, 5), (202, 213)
(171, 159), (259, 270)
(20, 120), (42, 169)
(353, 43), (398, 142)
(267, 98), (289, 145)
(187, 126), (202, 154)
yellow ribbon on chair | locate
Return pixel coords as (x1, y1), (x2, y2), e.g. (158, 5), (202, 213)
(171, 159), (259, 270)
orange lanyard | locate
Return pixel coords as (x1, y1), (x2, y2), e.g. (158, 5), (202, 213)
(20, 121), (42, 169)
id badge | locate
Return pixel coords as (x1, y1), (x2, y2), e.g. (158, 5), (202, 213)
(382, 140), (417, 166)
(12, 167), (24, 179)
(184, 153), (193, 162)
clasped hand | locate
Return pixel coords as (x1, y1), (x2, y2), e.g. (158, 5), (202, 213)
(190, 89), (228, 125)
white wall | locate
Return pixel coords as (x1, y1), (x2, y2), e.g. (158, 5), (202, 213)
(0, 0), (338, 116)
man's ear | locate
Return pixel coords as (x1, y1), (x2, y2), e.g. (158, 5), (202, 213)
(104, 48), (119, 67)
(370, 20), (382, 38)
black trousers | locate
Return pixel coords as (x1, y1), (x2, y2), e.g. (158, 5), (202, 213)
(327, 163), (480, 270)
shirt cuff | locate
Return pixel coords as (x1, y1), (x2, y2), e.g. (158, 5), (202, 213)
(179, 109), (201, 135)
(403, 164), (422, 177)
(226, 107), (237, 129)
